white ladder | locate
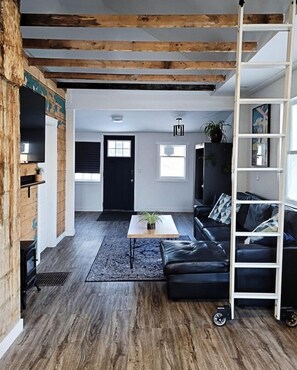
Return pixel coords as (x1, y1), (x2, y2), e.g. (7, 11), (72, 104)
(213, 0), (296, 326)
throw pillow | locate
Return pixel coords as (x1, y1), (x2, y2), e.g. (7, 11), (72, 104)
(243, 203), (272, 231)
(244, 214), (278, 245)
(208, 193), (232, 224)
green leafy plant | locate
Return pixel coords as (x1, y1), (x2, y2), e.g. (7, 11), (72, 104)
(201, 120), (231, 143)
(35, 165), (43, 174)
(138, 212), (162, 225)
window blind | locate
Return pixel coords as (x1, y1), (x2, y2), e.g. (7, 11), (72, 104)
(75, 142), (100, 173)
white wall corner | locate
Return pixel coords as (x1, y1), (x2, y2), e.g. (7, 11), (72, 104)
(0, 319), (23, 360)
(65, 109), (76, 235)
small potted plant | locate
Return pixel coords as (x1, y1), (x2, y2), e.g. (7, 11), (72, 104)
(202, 120), (231, 143)
(35, 165), (43, 182)
(139, 212), (162, 230)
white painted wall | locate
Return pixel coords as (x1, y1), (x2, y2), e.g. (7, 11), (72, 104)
(65, 109), (76, 236)
(243, 68), (297, 199)
(75, 131), (205, 212)
(135, 132), (204, 212)
(37, 116), (57, 261)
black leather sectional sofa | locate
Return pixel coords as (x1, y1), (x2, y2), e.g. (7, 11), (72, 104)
(160, 192), (297, 307)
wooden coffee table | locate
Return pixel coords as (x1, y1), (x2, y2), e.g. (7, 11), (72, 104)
(127, 215), (179, 269)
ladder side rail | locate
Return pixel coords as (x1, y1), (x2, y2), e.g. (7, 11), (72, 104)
(229, 2), (245, 320)
(274, 0), (296, 320)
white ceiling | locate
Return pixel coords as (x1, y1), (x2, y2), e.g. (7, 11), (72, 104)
(75, 110), (233, 133)
(21, 0), (296, 133)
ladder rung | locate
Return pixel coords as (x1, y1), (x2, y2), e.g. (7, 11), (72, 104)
(236, 167), (283, 172)
(235, 200), (281, 205)
(239, 98), (288, 104)
(234, 262), (280, 269)
(242, 24), (292, 32)
(241, 62), (290, 69)
(238, 133), (285, 139)
(233, 292), (278, 299)
(235, 231), (281, 237)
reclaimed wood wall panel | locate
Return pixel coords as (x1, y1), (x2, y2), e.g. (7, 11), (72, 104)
(0, 0), (23, 85)
(57, 125), (66, 237)
(0, 0), (23, 345)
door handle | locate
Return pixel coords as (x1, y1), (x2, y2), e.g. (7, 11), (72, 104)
(130, 179), (134, 183)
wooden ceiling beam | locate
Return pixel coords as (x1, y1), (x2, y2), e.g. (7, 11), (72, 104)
(56, 82), (216, 91)
(23, 39), (257, 53)
(43, 72), (226, 83)
(28, 58), (236, 70)
(21, 13), (284, 28)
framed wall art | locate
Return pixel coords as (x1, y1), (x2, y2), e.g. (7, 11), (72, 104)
(251, 104), (270, 167)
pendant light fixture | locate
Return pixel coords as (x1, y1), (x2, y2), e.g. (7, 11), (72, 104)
(173, 117), (184, 136)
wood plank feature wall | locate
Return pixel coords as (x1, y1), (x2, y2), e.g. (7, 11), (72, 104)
(21, 68), (66, 239)
(0, 0), (24, 345)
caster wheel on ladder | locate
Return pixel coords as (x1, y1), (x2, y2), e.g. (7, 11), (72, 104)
(285, 313), (297, 328)
(212, 312), (227, 327)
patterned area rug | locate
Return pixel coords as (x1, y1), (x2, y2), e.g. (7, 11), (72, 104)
(85, 235), (190, 282)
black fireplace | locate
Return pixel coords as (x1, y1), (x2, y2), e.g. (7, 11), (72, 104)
(20, 240), (40, 309)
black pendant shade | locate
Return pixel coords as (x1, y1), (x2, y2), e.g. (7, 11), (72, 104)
(173, 118), (184, 136)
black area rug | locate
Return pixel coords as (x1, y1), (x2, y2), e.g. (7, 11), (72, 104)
(37, 272), (70, 286)
(85, 235), (190, 282)
(97, 211), (136, 221)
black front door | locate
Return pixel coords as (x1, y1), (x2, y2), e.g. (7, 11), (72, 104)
(103, 135), (135, 211)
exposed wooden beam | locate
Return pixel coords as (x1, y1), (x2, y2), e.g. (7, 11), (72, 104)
(28, 58), (236, 70)
(23, 39), (257, 53)
(44, 72), (226, 83)
(21, 13), (284, 28)
(56, 82), (216, 91)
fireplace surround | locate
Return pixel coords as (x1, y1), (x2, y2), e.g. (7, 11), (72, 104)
(20, 240), (40, 309)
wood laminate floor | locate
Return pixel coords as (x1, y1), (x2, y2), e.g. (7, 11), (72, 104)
(1, 212), (297, 370)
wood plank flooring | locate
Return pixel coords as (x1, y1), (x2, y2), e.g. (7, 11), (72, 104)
(1, 212), (297, 370)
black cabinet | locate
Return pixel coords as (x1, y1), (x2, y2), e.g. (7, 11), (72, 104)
(20, 240), (40, 309)
(194, 143), (232, 205)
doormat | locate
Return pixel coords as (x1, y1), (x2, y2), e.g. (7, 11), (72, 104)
(85, 235), (190, 282)
(37, 272), (71, 286)
(97, 211), (136, 221)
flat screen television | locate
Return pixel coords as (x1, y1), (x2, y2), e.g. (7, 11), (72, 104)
(20, 86), (46, 163)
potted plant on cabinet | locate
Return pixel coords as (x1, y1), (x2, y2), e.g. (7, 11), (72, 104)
(35, 166), (43, 182)
(139, 212), (162, 230)
(202, 120), (231, 143)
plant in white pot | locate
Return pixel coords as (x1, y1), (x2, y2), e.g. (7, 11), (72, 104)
(139, 212), (162, 230)
(35, 165), (43, 182)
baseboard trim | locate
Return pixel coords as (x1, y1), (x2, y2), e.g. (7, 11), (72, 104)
(65, 229), (75, 237)
(0, 319), (23, 359)
(56, 231), (66, 245)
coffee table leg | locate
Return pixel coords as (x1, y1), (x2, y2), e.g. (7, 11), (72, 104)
(130, 238), (136, 269)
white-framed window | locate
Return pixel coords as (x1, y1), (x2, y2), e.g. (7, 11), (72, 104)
(158, 144), (187, 181)
(75, 141), (101, 182)
(286, 99), (297, 207)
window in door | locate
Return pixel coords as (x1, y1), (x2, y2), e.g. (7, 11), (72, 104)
(107, 140), (131, 157)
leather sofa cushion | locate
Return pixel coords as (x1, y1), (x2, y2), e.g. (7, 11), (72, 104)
(202, 226), (231, 242)
(195, 217), (227, 230)
(160, 240), (229, 275)
(236, 192), (257, 228)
